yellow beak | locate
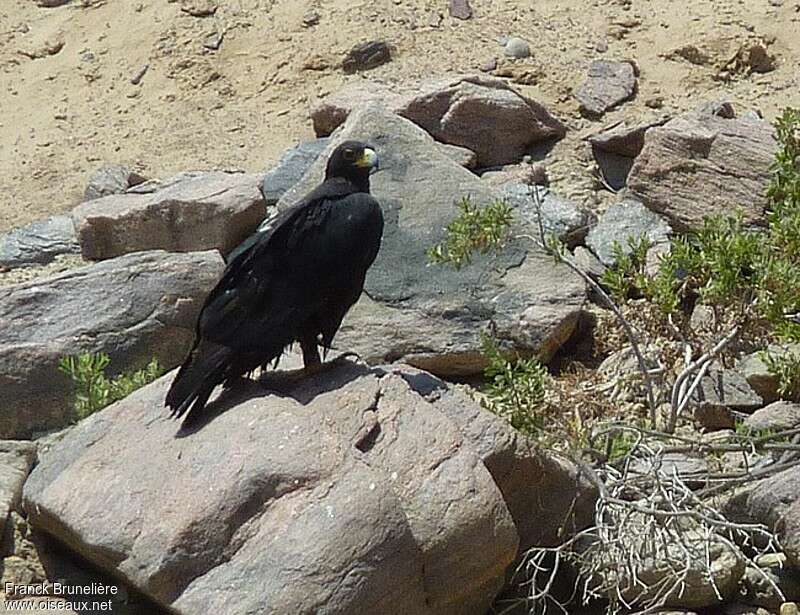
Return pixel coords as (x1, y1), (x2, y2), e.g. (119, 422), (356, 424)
(355, 148), (379, 170)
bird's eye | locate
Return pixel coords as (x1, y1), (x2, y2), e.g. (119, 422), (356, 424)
(342, 149), (355, 161)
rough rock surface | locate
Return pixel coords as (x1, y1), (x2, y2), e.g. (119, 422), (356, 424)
(738, 345), (800, 404)
(72, 171), (265, 260)
(627, 111), (777, 231)
(585, 199), (671, 266)
(741, 556), (800, 609)
(341, 41), (392, 73)
(693, 367), (764, 413)
(0, 216), (79, 268)
(84, 164), (147, 201)
(0, 441), (37, 544)
(575, 60), (637, 118)
(588, 116), (670, 158)
(279, 104), (586, 375)
(23, 361), (595, 615)
(260, 138), (330, 206)
(499, 184), (594, 248)
(744, 401), (800, 433)
(311, 74), (566, 167)
(725, 464), (800, 530)
(588, 116), (670, 190)
(724, 468), (800, 568)
(0, 250), (224, 438)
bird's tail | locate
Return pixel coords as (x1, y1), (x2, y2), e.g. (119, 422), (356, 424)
(165, 341), (232, 420)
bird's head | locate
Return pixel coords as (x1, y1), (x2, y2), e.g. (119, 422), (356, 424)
(325, 141), (379, 190)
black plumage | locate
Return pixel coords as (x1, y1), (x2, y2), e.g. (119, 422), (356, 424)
(165, 141), (384, 421)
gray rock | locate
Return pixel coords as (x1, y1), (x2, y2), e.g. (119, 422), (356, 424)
(724, 464), (800, 532)
(628, 111), (777, 231)
(448, 0), (472, 19)
(480, 162), (547, 186)
(585, 199), (671, 266)
(693, 366), (764, 413)
(33, 0), (71, 6)
(0, 216), (79, 268)
(279, 104), (586, 376)
(744, 401), (800, 433)
(572, 246), (606, 280)
(435, 143), (478, 169)
(202, 31), (223, 50)
(260, 138), (330, 206)
(504, 37), (531, 59)
(84, 164), (147, 201)
(575, 60), (637, 118)
(779, 501), (800, 568)
(738, 345), (800, 404)
(0, 250), (224, 438)
(589, 116), (670, 189)
(311, 74), (566, 167)
(341, 40), (392, 73)
(72, 171), (265, 260)
(500, 184), (594, 248)
(697, 100), (736, 119)
(0, 441), (37, 548)
(628, 452), (710, 487)
(23, 361), (594, 615)
(742, 556), (800, 609)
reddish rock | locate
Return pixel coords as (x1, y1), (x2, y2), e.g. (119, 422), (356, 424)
(575, 60), (637, 118)
(311, 75), (565, 167)
(72, 171), (265, 260)
(627, 111), (777, 230)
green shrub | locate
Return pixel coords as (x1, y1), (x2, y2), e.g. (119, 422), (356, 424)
(761, 348), (800, 401)
(427, 197), (513, 270)
(479, 334), (548, 437)
(600, 236), (651, 302)
(59, 352), (164, 419)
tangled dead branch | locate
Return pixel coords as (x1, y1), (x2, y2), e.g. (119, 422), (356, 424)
(516, 425), (788, 614)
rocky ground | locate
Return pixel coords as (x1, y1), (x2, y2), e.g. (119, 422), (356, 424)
(3, 1), (800, 614)
(1, 0), (798, 233)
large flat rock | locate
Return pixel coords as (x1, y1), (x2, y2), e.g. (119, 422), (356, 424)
(0, 250), (224, 438)
(628, 111), (777, 231)
(72, 172), (265, 260)
(22, 362), (595, 615)
(278, 104), (586, 376)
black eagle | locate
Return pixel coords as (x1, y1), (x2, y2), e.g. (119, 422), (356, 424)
(165, 141), (384, 421)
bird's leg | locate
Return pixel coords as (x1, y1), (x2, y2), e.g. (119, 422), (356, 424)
(300, 338), (322, 373)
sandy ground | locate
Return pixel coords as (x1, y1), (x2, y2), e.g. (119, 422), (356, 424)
(0, 0), (798, 234)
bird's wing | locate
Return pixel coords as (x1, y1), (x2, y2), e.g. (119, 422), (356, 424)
(196, 180), (381, 351)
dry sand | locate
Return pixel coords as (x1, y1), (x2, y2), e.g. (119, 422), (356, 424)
(1, 0), (798, 234)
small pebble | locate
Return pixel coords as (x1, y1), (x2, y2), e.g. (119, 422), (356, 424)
(480, 58), (497, 72)
(504, 37), (531, 59)
(302, 11), (320, 27)
(203, 31), (223, 50)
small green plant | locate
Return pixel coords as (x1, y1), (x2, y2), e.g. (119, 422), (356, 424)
(600, 236), (651, 302)
(480, 333), (549, 436)
(427, 197), (513, 270)
(59, 352), (164, 419)
(761, 348), (800, 401)
(606, 429), (638, 462)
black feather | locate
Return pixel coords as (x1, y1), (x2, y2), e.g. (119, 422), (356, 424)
(165, 141), (384, 422)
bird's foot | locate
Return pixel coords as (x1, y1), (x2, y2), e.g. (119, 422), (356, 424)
(259, 352), (360, 393)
